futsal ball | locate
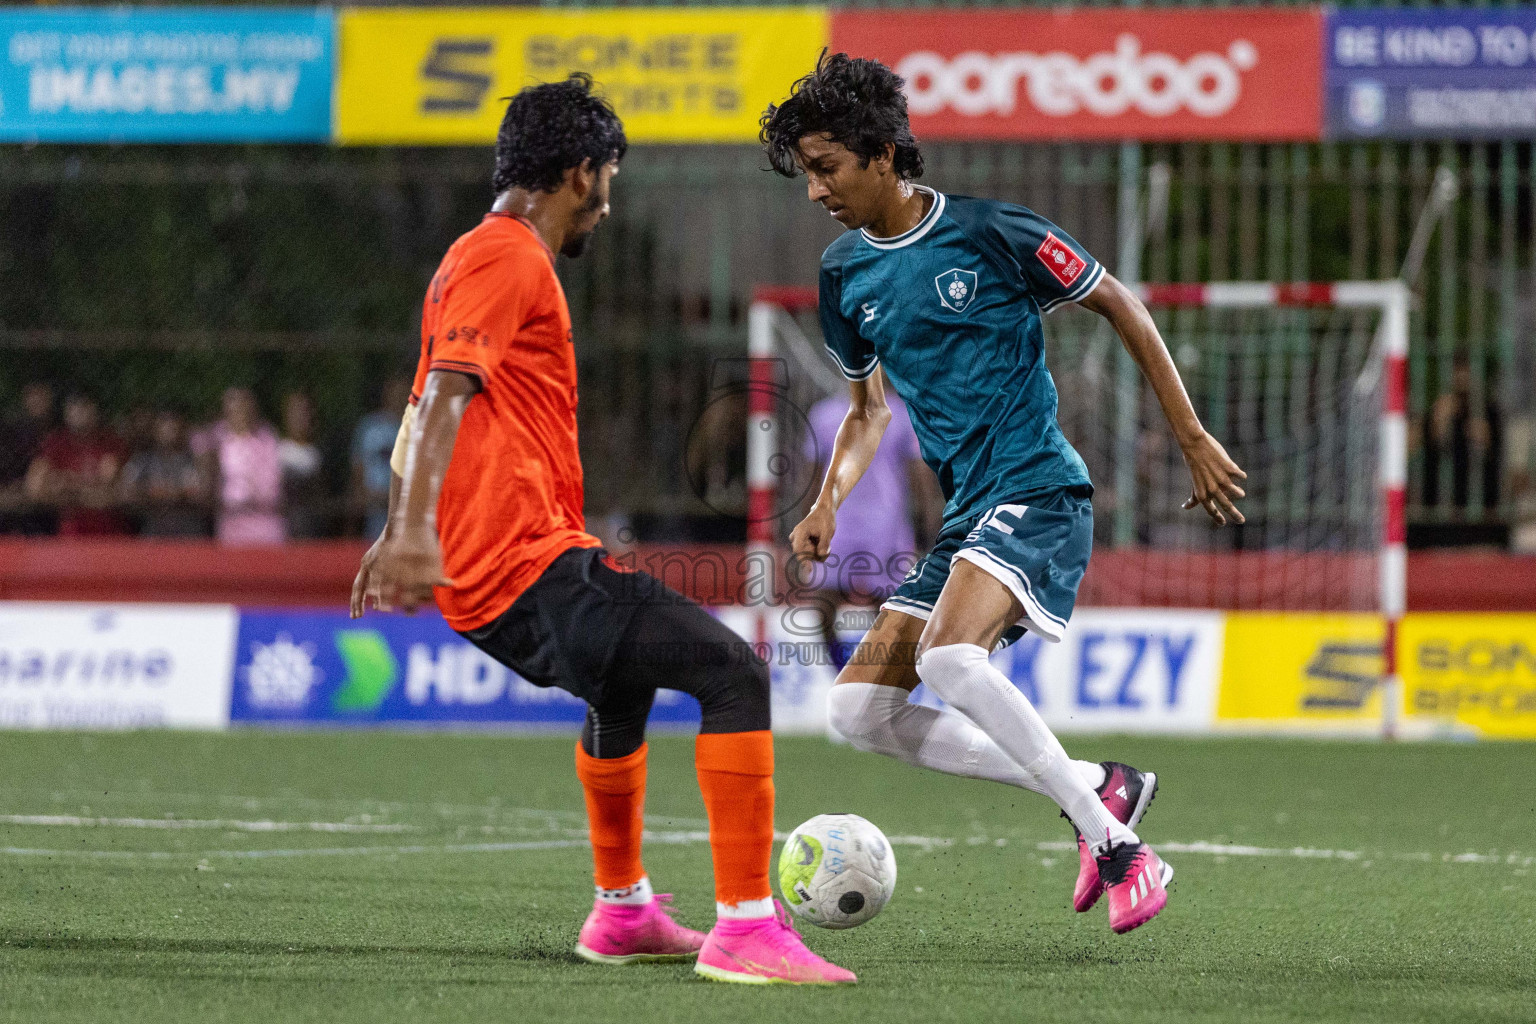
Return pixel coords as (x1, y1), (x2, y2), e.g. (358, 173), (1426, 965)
(777, 813), (897, 929)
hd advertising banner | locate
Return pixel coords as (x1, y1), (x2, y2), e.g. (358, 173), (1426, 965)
(830, 8), (1323, 142)
(334, 7), (827, 145)
(1327, 8), (1536, 140)
(0, 603), (236, 730)
(232, 608), (698, 727)
(0, 7), (334, 143)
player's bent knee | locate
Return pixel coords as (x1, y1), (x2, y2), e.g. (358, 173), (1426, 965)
(826, 682), (905, 753)
(914, 643), (992, 709)
(826, 683), (874, 748)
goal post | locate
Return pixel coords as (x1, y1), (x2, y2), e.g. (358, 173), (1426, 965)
(1136, 280), (1411, 737)
(746, 279), (1410, 735)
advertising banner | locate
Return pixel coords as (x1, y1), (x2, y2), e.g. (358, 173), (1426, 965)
(0, 7), (334, 143)
(0, 603), (236, 730)
(335, 7), (827, 145)
(830, 8), (1322, 142)
(1216, 613), (1385, 735)
(986, 609), (1224, 733)
(1327, 8), (1536, 140)
(232, 608), (689, 726)
(1399, 614), (1536, 740)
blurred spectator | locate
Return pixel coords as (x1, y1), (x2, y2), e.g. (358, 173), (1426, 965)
(351, 376), (411, 538)
(799, 388), (937, 668)
(1424, 355), (1503, 516)
(120, 410), (208, 537)
(113, 404), (157, 459)
(0, 382), (55, 487)
(0, 382), (57, 533)
(279, 391), (327, 540)
(25, 392), (128, 536)
(193, 387), (284, 546)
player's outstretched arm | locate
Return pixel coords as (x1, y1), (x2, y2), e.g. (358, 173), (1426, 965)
(791, 370), (893, 562)
(356, 369), (476, 614)
(1077, 273), (1248, 526)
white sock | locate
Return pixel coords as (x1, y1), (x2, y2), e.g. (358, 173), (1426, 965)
(716, 897), (774, 920)
(915, 644), (1135, 852)
(596, 875), (654, 905)
(827, 683), (1106, 797)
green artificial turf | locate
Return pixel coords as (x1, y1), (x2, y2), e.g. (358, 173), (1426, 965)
(0, 731), (1531, 1023)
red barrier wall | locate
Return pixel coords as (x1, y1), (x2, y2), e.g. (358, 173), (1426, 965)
(0, 539), (1530, 611)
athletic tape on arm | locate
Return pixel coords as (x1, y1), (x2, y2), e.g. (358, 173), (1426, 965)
(389, 403), (417, 478)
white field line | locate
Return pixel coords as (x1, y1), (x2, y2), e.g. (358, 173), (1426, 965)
(0, 806), (1526, 869)
(0, 814), (416, 834)
(0, 828), (952, 861)
(0, 831), (1530, 868)
(1037, 839), (1536, 868)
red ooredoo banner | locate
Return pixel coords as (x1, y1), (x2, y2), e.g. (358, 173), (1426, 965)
(830, 8), (1323, 142)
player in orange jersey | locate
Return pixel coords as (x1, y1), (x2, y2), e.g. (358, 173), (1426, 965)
(351, 75), (853, 986)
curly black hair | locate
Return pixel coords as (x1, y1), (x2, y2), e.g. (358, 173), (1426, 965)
(759, 51), (923, 181)
(493, 73), (627, 195)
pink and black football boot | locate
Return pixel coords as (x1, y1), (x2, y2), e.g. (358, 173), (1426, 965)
(1097, 840), (1173, 934)
(574, 894), (706, 964)
(1069, 761), (1160, 913)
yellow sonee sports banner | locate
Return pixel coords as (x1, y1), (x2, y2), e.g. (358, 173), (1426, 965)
(1216, 613), (1386, 734)
(336, 7), (828, 145)
(1400, 614), (1536, 740)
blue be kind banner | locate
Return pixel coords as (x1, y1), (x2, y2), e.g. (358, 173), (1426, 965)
(231, 609), (703, 727)
(0, 7), (333, 142)
(1328, 8), (1536, 139)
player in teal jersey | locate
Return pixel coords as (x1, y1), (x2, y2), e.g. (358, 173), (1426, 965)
(761, 53), (1248, 935)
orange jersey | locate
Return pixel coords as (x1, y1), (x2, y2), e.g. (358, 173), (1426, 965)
(412, 213), (600, 631)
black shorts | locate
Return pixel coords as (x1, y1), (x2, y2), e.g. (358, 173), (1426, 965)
(458, 545), (763, 710)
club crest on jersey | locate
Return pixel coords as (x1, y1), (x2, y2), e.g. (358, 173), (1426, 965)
(1035, 232), (1086, 288)
(935, 268), (979, 313)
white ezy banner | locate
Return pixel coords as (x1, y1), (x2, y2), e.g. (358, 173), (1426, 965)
(0, 603), (237, 729)
(722, 605), (1223, 736)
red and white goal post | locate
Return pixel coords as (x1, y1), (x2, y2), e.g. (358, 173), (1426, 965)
(747, 279), (1410, 735)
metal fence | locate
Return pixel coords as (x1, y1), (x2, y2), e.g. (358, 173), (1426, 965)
(0, 17), (1532, 546)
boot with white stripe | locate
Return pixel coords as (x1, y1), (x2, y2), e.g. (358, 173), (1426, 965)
(1096, 840), (1173, 934)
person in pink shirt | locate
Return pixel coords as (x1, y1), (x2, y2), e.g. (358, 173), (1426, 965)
(801, 385), (938, 667)
(193, 387), (285, 546)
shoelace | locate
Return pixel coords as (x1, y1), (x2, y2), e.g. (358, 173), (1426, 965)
(1095, 841), (1143, 886)
(751, 900), (815, 957)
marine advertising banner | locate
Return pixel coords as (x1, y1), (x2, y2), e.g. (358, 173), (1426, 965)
(830, 8), (1323, 142)
(335, 7), (827, 145)
(0, 7), (334, 143)
(0, 603), (236, 730)
(1327, 8), (1536, 140)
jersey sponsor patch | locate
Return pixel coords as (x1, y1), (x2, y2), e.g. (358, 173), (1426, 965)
(1035, 232), (1086, 289)
(935, 268), (979, 313)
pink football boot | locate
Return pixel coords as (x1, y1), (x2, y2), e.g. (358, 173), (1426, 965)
(1097, 841), (1174, 934)
(1071, 761), (1159, 913)
(574, 894), (706, 964)
(694, 901), (857, 985)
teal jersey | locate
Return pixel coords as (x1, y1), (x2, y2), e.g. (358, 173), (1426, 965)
(819, 187), (1101, 528)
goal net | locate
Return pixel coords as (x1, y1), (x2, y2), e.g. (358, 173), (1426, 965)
(746, 279), (1408, 622)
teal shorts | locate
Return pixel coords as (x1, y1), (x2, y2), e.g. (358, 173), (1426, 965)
(882, 486), (1093, 647)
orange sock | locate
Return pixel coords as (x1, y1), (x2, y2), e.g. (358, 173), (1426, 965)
(695, 730), (775, 911)
(574, 742), (647, 892)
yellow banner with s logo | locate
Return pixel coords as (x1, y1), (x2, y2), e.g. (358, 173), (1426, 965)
(336, 7), (828, 145)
